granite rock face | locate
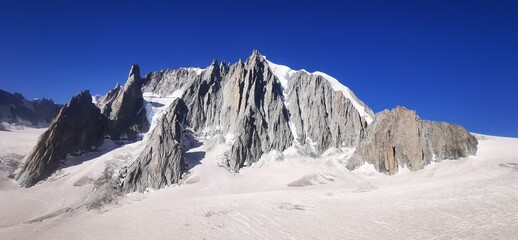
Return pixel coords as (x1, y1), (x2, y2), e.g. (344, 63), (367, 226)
(283, 69), (372, 153)
(97, 64), (149, 140)
(0, 89), (61, 126)
(346, 106), (478, 174)
(16, 91), (108, 187)
(221, 54), (293, 170)
(142, 50), (373, 171)
(120, 98), (187, 192)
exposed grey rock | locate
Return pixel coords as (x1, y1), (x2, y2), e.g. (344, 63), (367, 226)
(97, 64), (149, 140)
(284, 71), (371, 152)
(16, 91), (108, 187)
(141, 67), (203, 97)
(346, 106), (478, 174)
(182, 60), (224, 133)
(142, 50), (372, 171)
(224, 52), (293, 170)
(0, 89), (61, 127)
(15, 66), (150, 188)
(120, 98), (188, 193)
(0, 154), (22, 177)
(84, 161), (122, 210)
(15, 50), (480, 191)
(180, 52), (294, 170)
(96, 83), (121, 114)
(16, 65), (149, 188)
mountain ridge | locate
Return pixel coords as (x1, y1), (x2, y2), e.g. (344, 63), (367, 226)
(0, 89), (61, 128)
(14, 50), (478, 191)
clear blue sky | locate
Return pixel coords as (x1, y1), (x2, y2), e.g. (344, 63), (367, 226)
(0, 0), (517, 137)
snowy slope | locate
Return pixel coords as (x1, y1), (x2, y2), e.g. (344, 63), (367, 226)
(1, 128), (517, 239)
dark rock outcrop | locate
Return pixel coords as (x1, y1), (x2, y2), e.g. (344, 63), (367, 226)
(16, 91), (108, 187)
(346, 106), (478, 174)
(0, 89), (60, 126)
(120, 98), (187, 192)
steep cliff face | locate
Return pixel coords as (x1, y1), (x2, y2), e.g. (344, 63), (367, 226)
(120, 98), (187, 193)
(222, 53), (294, 170)
(16, 91), (108, 187)
(142, 50), (373, 171)
(97, 64), (149, 140)
(346, 106), (478, 174)
(280, 65), (372, 153)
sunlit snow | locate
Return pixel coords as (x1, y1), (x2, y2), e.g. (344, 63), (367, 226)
(266, 57), (373, 124)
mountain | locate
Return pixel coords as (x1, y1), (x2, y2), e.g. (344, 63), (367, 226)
(16, 64), (150, 187)
(120, 98), (187, 193)
(141, 50), (373, 170)
(347, 106), (478, 174)
(16, 91), (108, 187)
(97, 65), (149, 140)
(0, 89), (61, 128)
(15, 50), (478, 190)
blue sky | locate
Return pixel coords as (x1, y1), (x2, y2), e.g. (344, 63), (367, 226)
(0, 0), (517, 137)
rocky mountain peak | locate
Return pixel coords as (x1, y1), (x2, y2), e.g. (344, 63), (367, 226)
(103, 65), (148, 139)
(219, 60), (229, 75)
(206, 59), (220, 74)
(128, 64), (140, 79)
(16, 90), (108, 187)
(120, 98), (188, 192)
(247, 49), (266, 64)
(251, 49), (262, 57)
(69, 90), (92, 106)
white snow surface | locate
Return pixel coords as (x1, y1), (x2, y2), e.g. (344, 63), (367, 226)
(265, 59), (297, 90)
(185, 67), (205, 75)
(91, 95), (99, 104)
(142, 89), (184, 138)
(1, 128), (518, 239)
(266, 57), (373, 124)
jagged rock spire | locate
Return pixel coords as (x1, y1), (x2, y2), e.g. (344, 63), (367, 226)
(251, 49), (261, 57)
(220, 60), (229, 75)
(120, 98), (188, 192)
(103, 64), (148, 139)
(16, 90), (109, 187)
(128, 64), (140, 78)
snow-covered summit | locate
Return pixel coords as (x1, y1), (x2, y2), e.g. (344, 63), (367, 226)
(265, 57), (374, 124)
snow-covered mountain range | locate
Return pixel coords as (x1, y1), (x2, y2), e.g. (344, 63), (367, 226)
(12, 50), (477, 191)
(7, 50), (518, 240)
(0, 89), (60, 128)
